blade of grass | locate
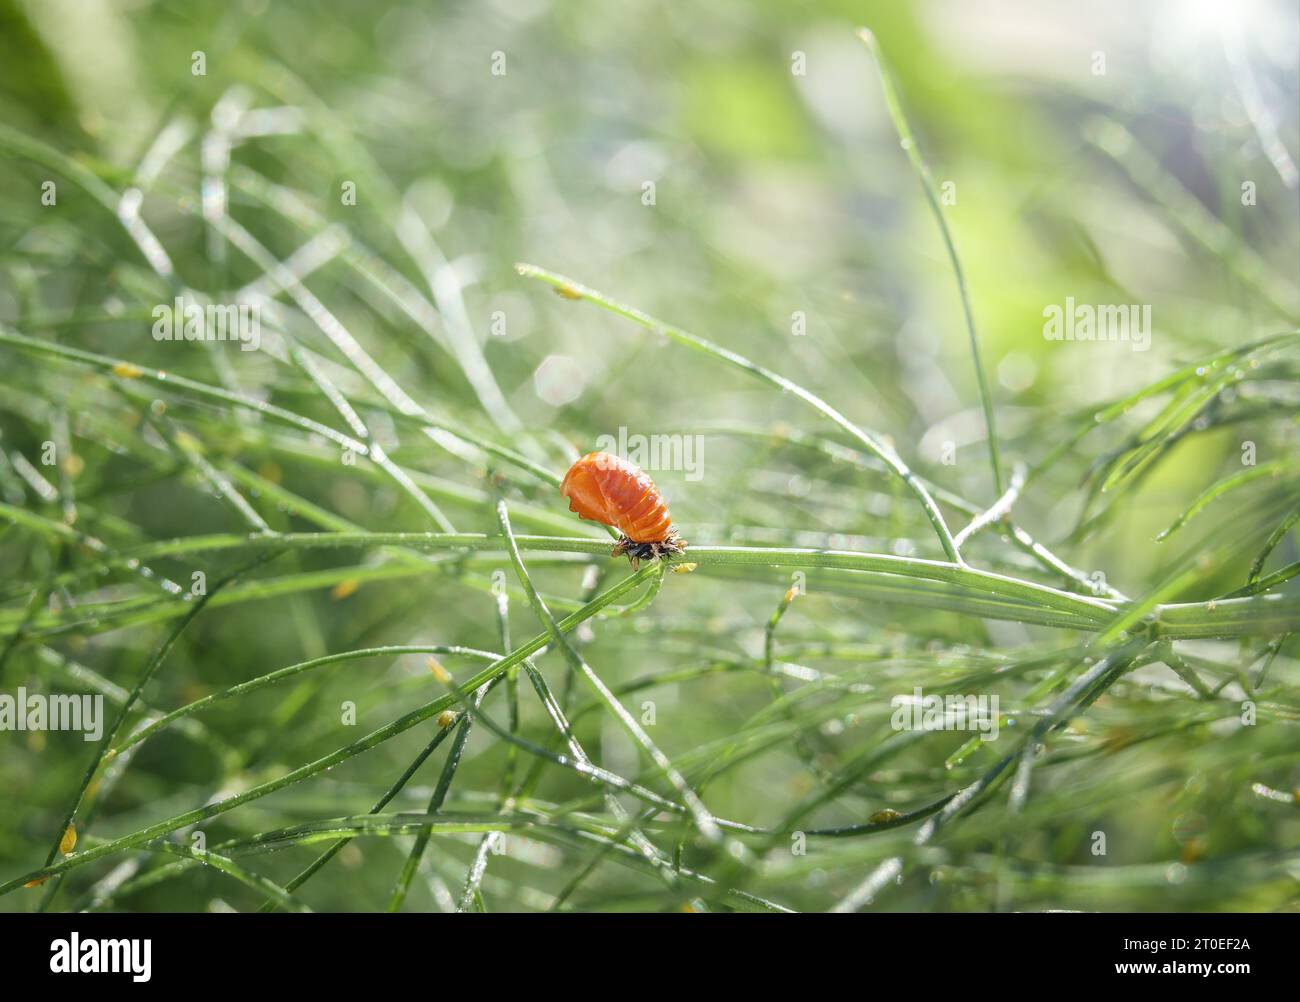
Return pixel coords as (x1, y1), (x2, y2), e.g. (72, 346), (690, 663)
(493, 498), (723, 845)
(858, 27), (1004, 498)
(514, 263), (962, 562)
(387, 674), (497, 911)
(0, 565), (657, 897)
(36, 551), (282, 911)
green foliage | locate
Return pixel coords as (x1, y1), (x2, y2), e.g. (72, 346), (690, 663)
(0, 0), (1296, 913)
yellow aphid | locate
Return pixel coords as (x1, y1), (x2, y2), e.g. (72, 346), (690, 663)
(60, 824), (77, 855)
(671, 562), (698, 575)
(427, 657), (451, 684)
(330, 579), (360, 600)
(553, 283), (583, 300)
(436, 710), (458, 729)
(24, 876), (49, 889)
(111, 361), (144, 379)
(783, 586), (799, 604)
(869, 809), (902, 825)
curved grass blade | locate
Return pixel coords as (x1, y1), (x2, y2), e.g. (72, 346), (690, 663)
(858, 27), (1004, 497)
(514, 264), (962, 562)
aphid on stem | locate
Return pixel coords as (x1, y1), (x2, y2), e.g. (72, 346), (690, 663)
(560, 451), (687, 568)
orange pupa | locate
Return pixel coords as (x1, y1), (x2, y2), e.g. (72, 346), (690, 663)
(560, 452), (687, 566)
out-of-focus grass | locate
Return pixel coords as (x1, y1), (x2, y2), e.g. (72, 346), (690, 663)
(0, 0), (1297, 912)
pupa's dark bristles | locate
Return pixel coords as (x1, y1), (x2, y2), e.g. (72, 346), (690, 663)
(611, 529), (687, 569)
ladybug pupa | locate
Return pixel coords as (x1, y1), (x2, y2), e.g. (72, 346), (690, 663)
(560, 451), (687, 567)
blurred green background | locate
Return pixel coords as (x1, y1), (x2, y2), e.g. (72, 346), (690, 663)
(0, 0), (1297, 912)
